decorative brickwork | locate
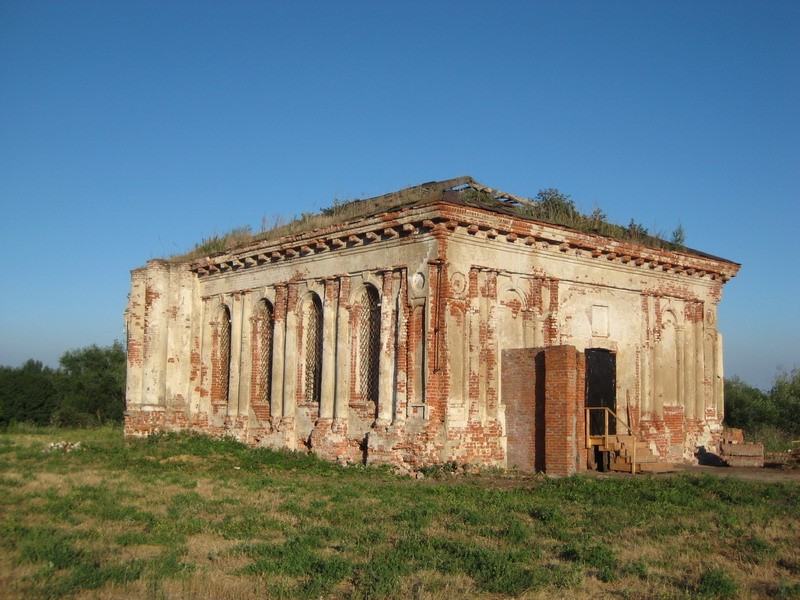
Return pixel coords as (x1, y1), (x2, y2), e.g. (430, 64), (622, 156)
(125, 178), (739, 473)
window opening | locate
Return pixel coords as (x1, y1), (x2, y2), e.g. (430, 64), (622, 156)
(218, 305), (232, 404)
(258, 300), (274, 406)
(304, 295), (323, 404)
(359, 286), (381, 406)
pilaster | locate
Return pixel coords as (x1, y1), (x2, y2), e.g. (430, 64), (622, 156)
(142, 260), (169, 409)
(319, 278), (339, 421)
(333, 276), (351, 424)
(282, 283), (299, 419)
(376, 270), (398, 426)
(125, 267), (146, 410)
(270, 285), (288, 420)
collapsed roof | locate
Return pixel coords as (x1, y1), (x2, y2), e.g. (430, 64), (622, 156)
(176, 176), (739, 284)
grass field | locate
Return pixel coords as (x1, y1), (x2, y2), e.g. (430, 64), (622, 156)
(0, 425), (798, 599)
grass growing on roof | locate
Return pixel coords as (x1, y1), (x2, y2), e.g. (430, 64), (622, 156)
(172, 179), (692, 263)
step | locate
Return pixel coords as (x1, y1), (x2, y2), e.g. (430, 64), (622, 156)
(613, 437), (649, 445)
(617, 451), (659, 463)
(614, 435), (646, 445)
(616, 445), (657, 455)
(723, 456), (765, 468)
(610, 460), (634, 473)
(639, 463), (681, 474)
(601, 442), (649, 453)
(612, 454), (660, 465)
(719, 443), (764, 457)
(610, 460), (681, 474)
(598, 444), (653, 456)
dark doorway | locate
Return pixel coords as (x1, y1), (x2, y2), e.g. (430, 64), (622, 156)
(585, 349), (616, 436)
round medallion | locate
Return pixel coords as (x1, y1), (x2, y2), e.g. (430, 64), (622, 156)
(450, 271), (467, 295)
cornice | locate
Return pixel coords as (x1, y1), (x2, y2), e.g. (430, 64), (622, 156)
(436, 203), (740, 282)
(188, 200), (739, 283)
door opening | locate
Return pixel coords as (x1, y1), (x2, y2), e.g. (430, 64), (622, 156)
(585, 349), (617, 470)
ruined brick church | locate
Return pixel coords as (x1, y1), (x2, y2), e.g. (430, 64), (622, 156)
(124, 177), (739, 475)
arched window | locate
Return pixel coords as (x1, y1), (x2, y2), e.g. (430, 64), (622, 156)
(256, 299), (274, 407)
(215, 304), (232, 405)
(303, 294), (323, 405)
(357, 285), (381, 406)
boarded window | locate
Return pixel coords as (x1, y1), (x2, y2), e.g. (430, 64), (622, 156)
(217, 305), (232, 405)
(304, 294), (323, 405)
(257, 300), (274, 407)
(358, 285), (381, 406)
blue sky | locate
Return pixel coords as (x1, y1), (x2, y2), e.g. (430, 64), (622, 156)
(1, 0), (798, 390)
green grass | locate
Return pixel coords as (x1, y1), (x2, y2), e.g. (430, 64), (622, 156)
(746, 425), (799, 453)
(172, 181), (693, 264)
(1, 426), (798, 599)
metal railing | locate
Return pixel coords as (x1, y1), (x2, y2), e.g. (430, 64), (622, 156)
(585, 406), (638, 474)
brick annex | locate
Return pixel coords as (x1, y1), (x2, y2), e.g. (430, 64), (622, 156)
(124, 177), (740, 476)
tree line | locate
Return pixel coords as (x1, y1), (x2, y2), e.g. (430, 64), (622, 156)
(0, 340), (798, 443)
(0, 342), (125, 427)
(724, 368), (800, 443)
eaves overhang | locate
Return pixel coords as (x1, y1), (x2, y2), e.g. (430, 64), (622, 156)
(187, 190), (740, 284)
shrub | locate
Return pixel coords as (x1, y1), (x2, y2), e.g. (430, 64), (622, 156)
(724, 369), (800, 440)
(0, 360), (59, 427)
(53, 342), (126, 426)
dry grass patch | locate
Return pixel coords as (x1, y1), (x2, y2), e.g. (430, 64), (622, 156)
(185, 534), (244, 566)
(2, 427), (799, 599)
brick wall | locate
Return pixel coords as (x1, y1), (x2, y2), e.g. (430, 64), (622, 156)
(501, 345), (587, 476)
(544, 345), (584, 477)
(502, 348), (544, 472)
(126, 197), (735, 472)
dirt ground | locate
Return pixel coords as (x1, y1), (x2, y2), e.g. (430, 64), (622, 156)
(676, 462), (800, 484)
(584, 462), (800, 484)
(420, 462), (800, 489)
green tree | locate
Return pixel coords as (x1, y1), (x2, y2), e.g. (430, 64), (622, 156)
(53, 342), (127, 426)
(627, 219), (649, 241)
(0, 360), (59, 426)
(532, 188), (578, 222)
(588, 205), (607, 230)
(670, 223), (686, 248)
(723, 376), (774, 431)
(769, 367), (800, 436)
